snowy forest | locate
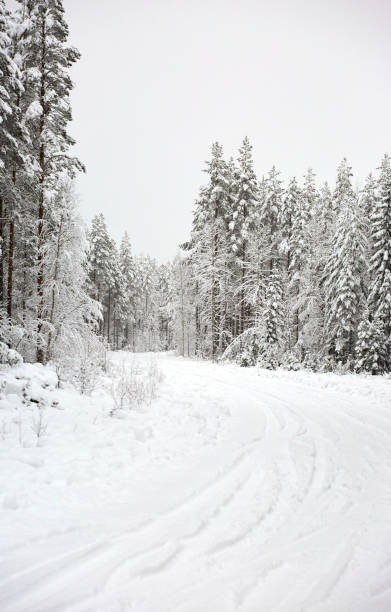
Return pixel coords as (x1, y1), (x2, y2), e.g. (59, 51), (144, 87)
(1, 0), (391, 377)
(2, 2), (391, 611)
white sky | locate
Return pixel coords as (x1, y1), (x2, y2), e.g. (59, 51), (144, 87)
(63, 0), (391, 260)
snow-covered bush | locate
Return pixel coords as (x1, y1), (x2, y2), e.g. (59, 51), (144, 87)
(302, 351), (323, 372)
(257, 343), (282, 370)
(0, 341), (23, 367)
(279, 350), (302, 371)
(108, 356), (163, 415)
(222, 327), (265, 367)
(53, 330), (106, 394)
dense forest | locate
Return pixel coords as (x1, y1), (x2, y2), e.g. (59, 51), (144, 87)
(1, 1), (391, 376)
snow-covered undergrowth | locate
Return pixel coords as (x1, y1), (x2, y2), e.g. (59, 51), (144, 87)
(1, 353), (391, 612)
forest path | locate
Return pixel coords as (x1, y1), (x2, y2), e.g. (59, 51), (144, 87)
(1, 353), (391, 611)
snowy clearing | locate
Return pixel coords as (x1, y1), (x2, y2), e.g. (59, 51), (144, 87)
(1, 352), (391, 612)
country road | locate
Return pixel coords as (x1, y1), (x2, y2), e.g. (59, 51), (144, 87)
(1, 353), (391, 611)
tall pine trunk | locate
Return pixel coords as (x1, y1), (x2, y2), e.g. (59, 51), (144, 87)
(7, 169), (17, 319)
(7, 219), (14, 318)
(37, 12), (47, 363)
(240, 241), (246, 335)
(179, 260), (185, 356)
(46, 214), (64, 362)
(0, 197), (4, 306)
(107, 286), (111, 345)
(211, 228), (219, 359)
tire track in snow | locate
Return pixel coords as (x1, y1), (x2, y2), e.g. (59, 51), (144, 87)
(0, 437), (262, 611)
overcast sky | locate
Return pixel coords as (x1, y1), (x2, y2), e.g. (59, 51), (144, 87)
(63, 0), (391, 261)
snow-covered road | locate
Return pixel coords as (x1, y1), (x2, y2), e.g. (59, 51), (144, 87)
(1, 353), (391, 611)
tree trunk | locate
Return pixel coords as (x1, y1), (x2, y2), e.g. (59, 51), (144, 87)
(46, 214), (64, 361)
(7, 219), (14, 318)
(240, 241), (246, 335)
(36, 12), (47, 363)
(0, 197), (4, 306)
(295, 263), (301, 348)
(179, 260), (185, 356)
(211, 229), (218, 360)
(195, 280), (200, 355)
(107, 286), (111, 345)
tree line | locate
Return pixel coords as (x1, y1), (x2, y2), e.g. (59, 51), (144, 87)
(85, 139), (391, 376)
(175, 139), (391, 373)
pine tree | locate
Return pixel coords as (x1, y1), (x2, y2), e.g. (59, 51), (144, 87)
(230, 137), (258, 335)
(369, 154), (391, 317)
(324, 161), (366, 362)
(0, 1), (28, 321)
(301, 182), (332, 359)
(361, 173), (377, 227)
(355, 310), (388, 374)
(364, 154), (391, 370)
(16, 0), (84, 361)
(259, 165), (283, 273)
(119, 232), (135, 346)
(289, 170), (314, 354)
(88, 214), (113, 302)
(333, 158), (354, 215)
(190, 142), (230, 358)
(205, 142), (229, 358)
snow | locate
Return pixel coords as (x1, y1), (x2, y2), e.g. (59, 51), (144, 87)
(1, 352), (391, 612)
(25, 100), (43, 121)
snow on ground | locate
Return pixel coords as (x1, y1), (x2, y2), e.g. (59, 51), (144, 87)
(1, 352), (391, 612)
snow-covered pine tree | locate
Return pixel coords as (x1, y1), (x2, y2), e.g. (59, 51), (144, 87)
(364, 153), (391, 371)
(190, 142), (230, 358)
(0, 1), (29, 321)
(278, 176), (302, 351)
(333, 157), (354, 215)
(119, 232), (135, 347)
(156, 263), (173, 351)
(257, 165), (284, 357)
(361, 173), (377, 227)
(290, 169), (315, 357)
(259, 271), (284, 368)
(230, 137), (258, 336)
(355, 310), (388, 374)
(324, 161), (367, 364)
(170, 254), (196, 356)
(259, 165), (283, 274)
(134, 255), (161, 351)
(206, 142), (229, 358)
(15, 0), (84, 361)
(88, 213), (117, 343)
(107, 240), (126, 349)
(88, 214), (113, 303)
(300, 181), (332, 362)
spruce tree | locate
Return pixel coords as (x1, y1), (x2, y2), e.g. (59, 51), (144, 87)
(230, 137), (258, 335)
(365, 154), (391, 370)
(355, 310), (388, 374)
(190, 142), (230, 358)
(119, 232), (135, 346)
(324, 161), (366, 363)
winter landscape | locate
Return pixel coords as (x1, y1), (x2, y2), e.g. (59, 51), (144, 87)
(1, 0), (391, 611)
